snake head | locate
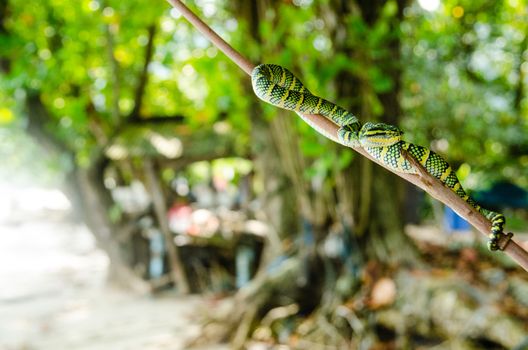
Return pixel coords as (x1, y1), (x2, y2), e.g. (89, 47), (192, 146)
(359, 122), (403, 147)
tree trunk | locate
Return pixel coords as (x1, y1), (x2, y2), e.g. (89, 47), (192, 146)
(143, 157), (190, 294)
(328, 0), (417, 263)
(24, 92), (149, 292)
(235, 0), (302, 254)
(73, 159), (150, 292)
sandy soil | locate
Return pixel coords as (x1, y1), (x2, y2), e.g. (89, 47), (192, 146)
(0, 216), (228, 350)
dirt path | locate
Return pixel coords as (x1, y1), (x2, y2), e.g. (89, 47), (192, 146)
(0, 217), (227, 350)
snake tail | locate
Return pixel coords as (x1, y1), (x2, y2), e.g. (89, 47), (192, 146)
(361, 131), (506, 250)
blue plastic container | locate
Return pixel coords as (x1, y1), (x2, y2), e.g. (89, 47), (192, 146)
(443, 206), (471, 232)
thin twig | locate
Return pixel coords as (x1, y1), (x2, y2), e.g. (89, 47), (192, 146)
(166, 0), (254, 75)
(165, 0), (528, 272)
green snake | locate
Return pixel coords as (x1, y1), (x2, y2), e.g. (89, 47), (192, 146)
(251, 63), (507, 251)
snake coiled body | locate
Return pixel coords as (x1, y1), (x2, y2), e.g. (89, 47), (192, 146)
(251, 63), (506, 250)
(252, 64), (361, 141)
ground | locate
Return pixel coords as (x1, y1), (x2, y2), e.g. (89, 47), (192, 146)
(0, 212), (228, 350)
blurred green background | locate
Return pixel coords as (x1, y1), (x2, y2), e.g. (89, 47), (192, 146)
(0, 0), (527, 349)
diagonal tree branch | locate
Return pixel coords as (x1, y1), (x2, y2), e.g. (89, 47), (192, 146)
(166, 0), (253, 75)
(130, 24), (157, 120)
(105, 23), (121, 125)
(513, 25), (528, 113)
(0, 0), (10, 73)
(165, 0), (528, 272)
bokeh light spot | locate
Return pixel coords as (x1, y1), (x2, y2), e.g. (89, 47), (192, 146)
(417, 0), (440, 12)
(452, 6), (464, 18)
(0, 108), (14, 124)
